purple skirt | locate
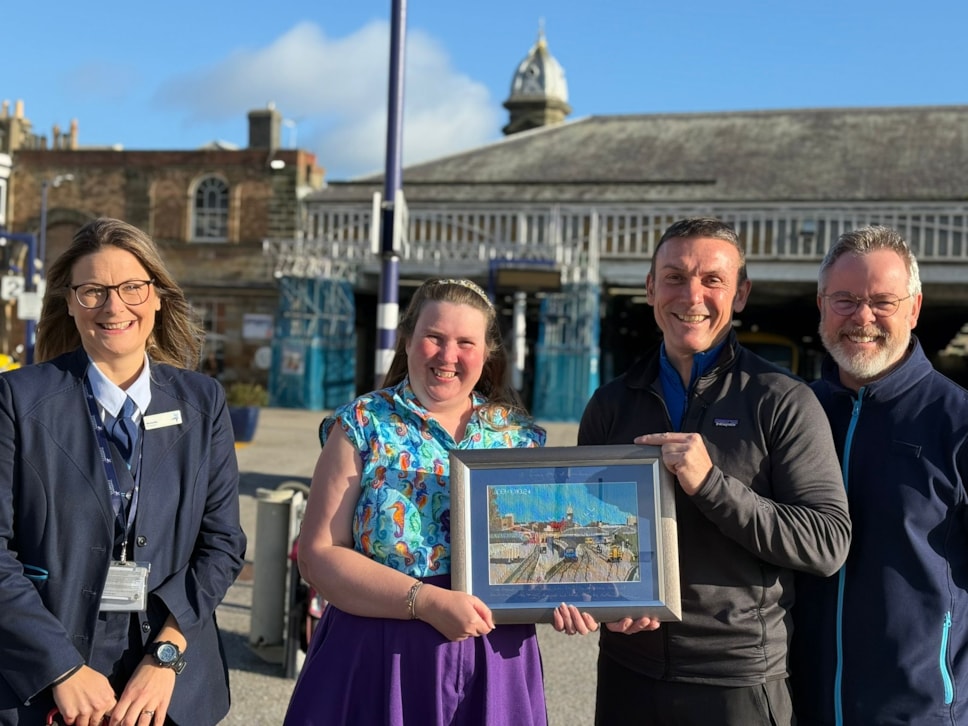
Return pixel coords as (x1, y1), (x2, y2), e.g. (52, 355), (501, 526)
(283, 575), (547, 726)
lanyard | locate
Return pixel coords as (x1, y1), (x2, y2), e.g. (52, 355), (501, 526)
(82, 378), (142, 562)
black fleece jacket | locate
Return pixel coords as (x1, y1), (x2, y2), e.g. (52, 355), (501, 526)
(579, 332), (851, 685)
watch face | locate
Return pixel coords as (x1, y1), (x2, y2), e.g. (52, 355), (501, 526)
(156, 643), (178, 663)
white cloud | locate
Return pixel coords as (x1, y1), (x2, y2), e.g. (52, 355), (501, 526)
(154, 20), (501, 179)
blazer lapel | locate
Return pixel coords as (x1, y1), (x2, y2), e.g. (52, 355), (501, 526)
(42, 378), (118, 531)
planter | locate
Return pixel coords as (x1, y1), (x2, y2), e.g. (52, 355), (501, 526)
(229, 406), (261, 443)
(225, 382), (268, 444)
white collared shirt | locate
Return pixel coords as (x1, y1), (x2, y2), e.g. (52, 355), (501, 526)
(86, 354), (153, 424)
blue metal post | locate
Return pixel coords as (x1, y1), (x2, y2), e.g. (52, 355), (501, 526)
(23, 233), (36, 364)
(374, 0), (407, 390)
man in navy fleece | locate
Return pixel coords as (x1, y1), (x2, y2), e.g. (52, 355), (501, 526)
(792, 224), (968, 725)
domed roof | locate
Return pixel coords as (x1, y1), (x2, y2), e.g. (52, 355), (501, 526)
(507, 29), (569, 104)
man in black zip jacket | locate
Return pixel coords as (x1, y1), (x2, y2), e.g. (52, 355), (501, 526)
(570, 217), (851, 725)
(791, 225), (968, 725)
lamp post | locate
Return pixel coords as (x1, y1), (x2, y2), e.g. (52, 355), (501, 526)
(39, 174), (73, 271)
(26, 174), (74, 364)
(374, 0), (408, 389)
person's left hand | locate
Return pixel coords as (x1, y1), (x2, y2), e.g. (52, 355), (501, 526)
(417, 586), (496, 642)
(636, 432), (713, 495)
(552, 603), (599, 635)
(604, 615), (662, 635)
(106, 658), (175, 726)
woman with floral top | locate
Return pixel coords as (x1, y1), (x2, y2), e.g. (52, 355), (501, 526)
(284, 278), (551, 726)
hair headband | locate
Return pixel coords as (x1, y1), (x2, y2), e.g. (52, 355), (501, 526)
(429, 278), (493, 308)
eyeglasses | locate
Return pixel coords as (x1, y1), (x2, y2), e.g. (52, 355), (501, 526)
(821, 292), (912, 317)
(70, 279), (155, 309)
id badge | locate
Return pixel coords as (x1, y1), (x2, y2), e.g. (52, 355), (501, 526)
(100, 561), (150, 612)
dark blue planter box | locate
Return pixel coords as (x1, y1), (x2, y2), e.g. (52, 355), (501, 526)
(229, 406), (260, 443)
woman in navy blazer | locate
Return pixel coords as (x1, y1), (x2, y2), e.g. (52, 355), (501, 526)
(0, 218), (246, 725)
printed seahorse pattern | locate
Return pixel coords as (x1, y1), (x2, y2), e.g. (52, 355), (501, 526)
(323, 379), (546, 577)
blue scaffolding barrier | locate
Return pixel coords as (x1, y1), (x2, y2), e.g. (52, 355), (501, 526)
(270, 277), (356, 410)
(532, 282), (600, 421)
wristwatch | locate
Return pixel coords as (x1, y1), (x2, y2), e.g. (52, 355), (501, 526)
(148, 641), (187, 674)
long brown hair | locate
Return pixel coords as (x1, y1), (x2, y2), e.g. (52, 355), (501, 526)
(36, 217), (204, 369)
(383, 278), (529, 425)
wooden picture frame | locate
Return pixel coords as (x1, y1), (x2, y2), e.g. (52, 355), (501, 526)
(450, 444), (680, 624)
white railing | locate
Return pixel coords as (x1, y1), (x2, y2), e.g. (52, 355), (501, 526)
(267, 201), (968, 279)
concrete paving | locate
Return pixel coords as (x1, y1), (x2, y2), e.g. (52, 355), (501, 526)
(218, 407), (599, 725)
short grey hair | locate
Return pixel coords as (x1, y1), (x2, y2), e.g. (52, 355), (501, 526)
(817, 224), (921, 297)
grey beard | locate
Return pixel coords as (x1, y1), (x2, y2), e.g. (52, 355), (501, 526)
(821, 324), (910, 383)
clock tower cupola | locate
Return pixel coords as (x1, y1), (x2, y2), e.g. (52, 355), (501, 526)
(503, 25), (572, 136)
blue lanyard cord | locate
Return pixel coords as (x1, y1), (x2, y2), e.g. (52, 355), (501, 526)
(82, 378), (142, 562)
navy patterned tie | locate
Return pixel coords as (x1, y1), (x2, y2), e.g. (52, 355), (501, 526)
(110, 397), (139, 468)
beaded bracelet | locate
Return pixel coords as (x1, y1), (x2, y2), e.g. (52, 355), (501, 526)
(406, 581), (424, 620)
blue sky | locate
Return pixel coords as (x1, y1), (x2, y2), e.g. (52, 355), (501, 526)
(5, 0), (965, 180)
(494, 482), (638, 526)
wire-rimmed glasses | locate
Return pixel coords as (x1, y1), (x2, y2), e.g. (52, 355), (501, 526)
(70, 279), (155, 309)
(821, 292), (912, 318)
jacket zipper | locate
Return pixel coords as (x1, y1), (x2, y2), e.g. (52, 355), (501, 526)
(941, 611), (954, 704)
(834, 390), (864, 726)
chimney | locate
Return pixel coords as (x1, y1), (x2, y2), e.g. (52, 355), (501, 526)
(248, 103), (281, 151)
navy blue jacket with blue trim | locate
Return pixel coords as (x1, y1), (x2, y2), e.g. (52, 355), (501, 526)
(792, 338), (968, 725)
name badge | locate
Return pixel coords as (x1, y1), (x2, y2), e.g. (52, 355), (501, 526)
(100, 561), (151, 612)
(144, 410), (182, 430)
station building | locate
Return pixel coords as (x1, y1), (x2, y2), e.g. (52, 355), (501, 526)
(4, 32), (968, 419)
(282, 31), (968, 417)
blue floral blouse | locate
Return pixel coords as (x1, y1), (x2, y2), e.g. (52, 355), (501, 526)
(322, 380), (546, 577)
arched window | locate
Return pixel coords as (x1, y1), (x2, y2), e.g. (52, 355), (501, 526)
(193, 176), (228, 241)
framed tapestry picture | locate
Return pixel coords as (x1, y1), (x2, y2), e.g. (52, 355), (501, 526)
(449, 444), (680, 624)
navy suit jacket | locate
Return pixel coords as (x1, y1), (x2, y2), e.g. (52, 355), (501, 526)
(0, 349), (247, 725)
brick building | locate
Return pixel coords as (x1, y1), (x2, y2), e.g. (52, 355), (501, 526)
(3, 102), (324, 384)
